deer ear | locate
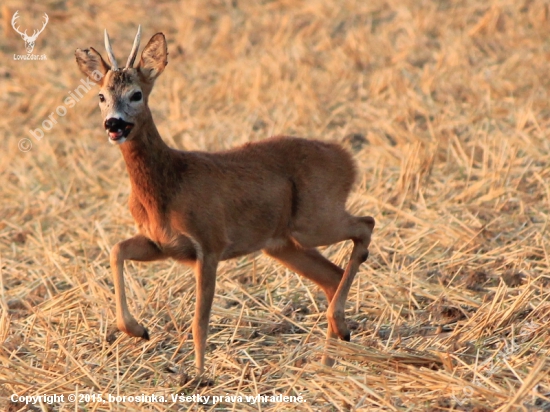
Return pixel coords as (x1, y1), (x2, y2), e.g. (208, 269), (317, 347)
(137, 33), (167, 83)
(75, 47), (109, 85)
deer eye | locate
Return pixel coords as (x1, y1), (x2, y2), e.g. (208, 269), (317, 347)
(98, 94), (105, 102)
(130, 91), (142, 102)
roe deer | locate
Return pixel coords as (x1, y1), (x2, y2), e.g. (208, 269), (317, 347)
(75, 26), (375, 375)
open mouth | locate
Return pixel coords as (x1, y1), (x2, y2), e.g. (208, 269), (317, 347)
(104, 118), (134, 142)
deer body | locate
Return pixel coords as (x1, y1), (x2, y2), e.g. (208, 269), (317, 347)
(76, 27), (374, 375)
(124, 131), (357, 259)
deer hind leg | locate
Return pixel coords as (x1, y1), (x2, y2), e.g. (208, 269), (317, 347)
(263, 243), (343, 366)
(290, 212), (375, 341)
(326, 215), (375, 341)
(110, 235), (166, 340)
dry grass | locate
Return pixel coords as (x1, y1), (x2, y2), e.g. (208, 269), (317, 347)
(1, 0), (550, 410)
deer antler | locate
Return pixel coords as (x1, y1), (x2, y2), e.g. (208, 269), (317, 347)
(104, 29), (119, 71)
(28, 13), (49, 41)
(125, 25), (141, 69)
(11, 11), (29, 39)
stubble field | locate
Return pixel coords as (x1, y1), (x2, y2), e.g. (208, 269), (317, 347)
(1, 0), (550, 410)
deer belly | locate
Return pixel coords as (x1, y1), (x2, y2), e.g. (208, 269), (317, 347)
(137, 224), (197, 261)
(159, 234), (198, 262)
(220, 237), (286, 260)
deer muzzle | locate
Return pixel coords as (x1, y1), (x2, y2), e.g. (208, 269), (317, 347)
(104, 117), (134, 142)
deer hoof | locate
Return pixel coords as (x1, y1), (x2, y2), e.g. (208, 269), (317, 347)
(141, 328), (150, 341)
(328, 311), (350, 342)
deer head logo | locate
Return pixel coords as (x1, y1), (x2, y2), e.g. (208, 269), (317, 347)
(11, 11), (49, 54)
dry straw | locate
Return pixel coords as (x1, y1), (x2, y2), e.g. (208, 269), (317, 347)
(1, 0), (550, 410)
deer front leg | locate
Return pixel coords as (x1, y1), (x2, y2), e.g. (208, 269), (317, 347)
(110, 235), (166, 340)
(192, 253), (218, 375)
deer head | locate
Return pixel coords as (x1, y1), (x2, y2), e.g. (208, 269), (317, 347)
(74, 26), (168, 145)
(12, 11), (49, 54)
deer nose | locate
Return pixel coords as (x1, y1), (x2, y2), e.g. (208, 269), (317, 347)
(104, 118), (125, 130)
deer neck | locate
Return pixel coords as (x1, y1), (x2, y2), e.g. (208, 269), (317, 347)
(118, 111), (180, 212)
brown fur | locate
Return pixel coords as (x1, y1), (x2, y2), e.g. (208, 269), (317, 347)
(75, 29), (375, 375)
